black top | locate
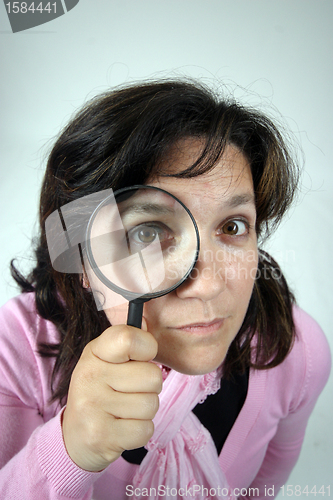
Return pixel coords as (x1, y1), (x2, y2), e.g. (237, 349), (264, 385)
(121, 368), (249, 465)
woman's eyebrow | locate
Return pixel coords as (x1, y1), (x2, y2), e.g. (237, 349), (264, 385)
(225, 193), (255, 208)
(120, 203), (175, 217)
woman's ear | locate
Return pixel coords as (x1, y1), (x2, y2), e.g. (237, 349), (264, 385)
(81, 272), (91, 289)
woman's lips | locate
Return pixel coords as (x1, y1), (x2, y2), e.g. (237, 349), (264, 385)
(169, 318), (225, 334)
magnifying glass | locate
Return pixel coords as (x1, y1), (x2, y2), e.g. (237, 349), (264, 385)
(85, 185), (200, 328)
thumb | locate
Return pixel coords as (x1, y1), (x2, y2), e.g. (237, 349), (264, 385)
(141, 317), (148, 332)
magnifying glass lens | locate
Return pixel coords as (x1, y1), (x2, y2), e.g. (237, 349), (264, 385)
(87, 186), (199, 301)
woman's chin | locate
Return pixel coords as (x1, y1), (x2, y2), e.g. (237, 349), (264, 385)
(154, 353), (225, 376)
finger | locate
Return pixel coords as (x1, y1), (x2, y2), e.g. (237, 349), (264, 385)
(107, 361), (163, 394)
(104, 391), (159, 420)
(108, 418), (155, 453)
(90, 325), (158, 363)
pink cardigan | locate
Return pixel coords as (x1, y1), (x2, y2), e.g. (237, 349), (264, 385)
(0, 293), (330, 499)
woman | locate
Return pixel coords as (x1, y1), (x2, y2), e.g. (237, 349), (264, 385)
(0, 80), (330, 499)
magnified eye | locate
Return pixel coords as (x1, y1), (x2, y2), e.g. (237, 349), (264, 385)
(134, 225), (158, 244)
(221, 220), (248, 236)
(127, 223), (174, 251)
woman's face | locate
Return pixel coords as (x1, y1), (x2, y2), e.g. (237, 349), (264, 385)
(104, 140), (258, 375)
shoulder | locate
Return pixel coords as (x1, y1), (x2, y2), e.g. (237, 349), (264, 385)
(281, 306), (331, 410)
(0, 293), (60, 415)
(292, 306), (331, 376)
(0, 292), (60, 347)
(254, 307), (331, 420)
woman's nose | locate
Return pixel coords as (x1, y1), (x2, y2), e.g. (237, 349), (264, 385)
(175, 244), (228, 301)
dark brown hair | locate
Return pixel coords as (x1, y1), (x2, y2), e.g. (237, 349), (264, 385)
(12, 79), (299, 403)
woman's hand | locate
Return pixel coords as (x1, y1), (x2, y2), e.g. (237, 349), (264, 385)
(62, 322), (162, 472)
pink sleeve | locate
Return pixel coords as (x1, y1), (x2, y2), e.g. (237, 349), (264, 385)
(246, 308), (331, 499)
(0, 407), (103, 499)
(0, 294), (104, 498)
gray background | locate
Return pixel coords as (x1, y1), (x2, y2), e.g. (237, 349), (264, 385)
(0, 0), (332, 495)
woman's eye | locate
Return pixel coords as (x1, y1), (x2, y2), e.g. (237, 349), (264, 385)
(221, 220), (248, 236)
(127, 223), (173, 250)
(133, 226), (158, 244)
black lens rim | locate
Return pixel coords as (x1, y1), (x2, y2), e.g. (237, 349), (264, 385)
(85, 184), (200, 302)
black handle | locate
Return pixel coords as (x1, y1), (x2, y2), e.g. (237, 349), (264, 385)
(127, 300), (144, 329)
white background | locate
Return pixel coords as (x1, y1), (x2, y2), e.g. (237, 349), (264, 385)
(0, 0), (332, 495)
